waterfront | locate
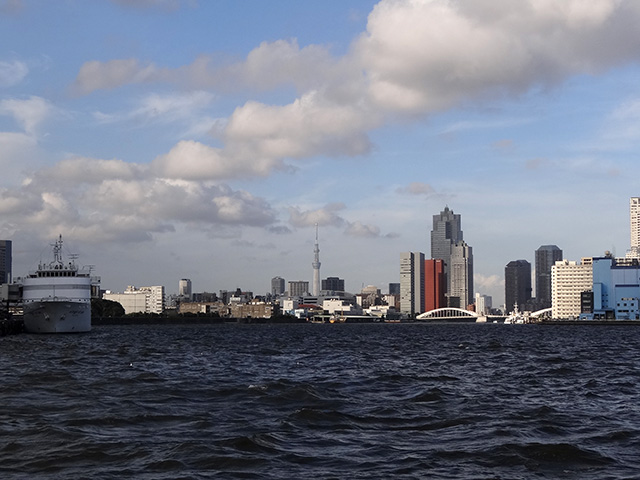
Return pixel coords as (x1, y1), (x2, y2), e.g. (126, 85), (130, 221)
(1, 323), (639, 479)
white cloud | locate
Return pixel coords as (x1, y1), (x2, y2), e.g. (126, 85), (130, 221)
(288, 203), (347, 228)
(344, 221), (381, 238)
(0, 152), (278, 245)
(151, 140), (285, 180)
(0, 96), (53, 135)
(354, 0), (640, 114)
(0, 60), (28, 87)
(35, 157), (145, 186)
(73, 59), (159, 94)
(95, 90), (215, 124)
(223, 91), (378, 161)
(69, 0), (640, 186)
(397, 182), (435, 196)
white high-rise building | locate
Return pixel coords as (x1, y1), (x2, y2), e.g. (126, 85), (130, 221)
(551, 258), (592, 319)
(312, 224), (321, 296)
(629, 197), (640, 259)
(475, 293), (492, 315)
(400, 252), (425, 315)
(449, 241), (473, 308)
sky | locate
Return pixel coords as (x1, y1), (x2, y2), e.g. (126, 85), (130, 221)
(2, 0), (640, 307)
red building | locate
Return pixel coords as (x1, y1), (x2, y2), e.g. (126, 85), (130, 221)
(424, 259), (446, 311)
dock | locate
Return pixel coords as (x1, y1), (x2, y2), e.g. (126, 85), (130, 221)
(0, 317), (24, 336)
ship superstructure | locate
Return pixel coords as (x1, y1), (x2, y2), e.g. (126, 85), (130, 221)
(21, 236), (98, 333)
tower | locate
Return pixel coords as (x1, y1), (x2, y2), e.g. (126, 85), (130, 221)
(505, 259), (532, 312)
(535, 245), (563, 308)
(312, 224), (321, 296)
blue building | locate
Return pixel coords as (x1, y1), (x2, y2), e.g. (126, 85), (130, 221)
(582, 255), (640, 320)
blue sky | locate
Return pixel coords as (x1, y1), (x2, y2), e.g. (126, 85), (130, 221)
(2, 0), (640, 307)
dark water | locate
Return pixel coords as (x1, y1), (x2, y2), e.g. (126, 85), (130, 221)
(1, 323), (640, 479)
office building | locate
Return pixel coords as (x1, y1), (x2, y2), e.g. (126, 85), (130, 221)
(400, 252), (425, 315)
(322, 277), (345, 292)
(431, 207), (463, 287)
(312, 224), (321, 296)
(388, 283), (400, 295)
(584, 255), (640, 320)
(449, 241), (473, 308)
(271, 276), (285, 296)
(424, 259), (445, 311)
(178, 278), (192, 300)
(535, 245), (563, 308)
(630, 197), (640, 258)
(475, 293), (492, 315)
(288, 281), (309, 297)
(505, 260), (532, 312)
(551, 258), (593, 319)
(0, 240), (11, 284)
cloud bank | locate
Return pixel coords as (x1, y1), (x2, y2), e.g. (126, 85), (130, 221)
(6, 0), (640, 247)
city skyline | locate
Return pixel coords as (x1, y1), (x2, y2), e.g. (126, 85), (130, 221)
(3, 1), (640, 306)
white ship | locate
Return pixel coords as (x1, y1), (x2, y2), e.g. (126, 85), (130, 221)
(504, 304), (528, 324)
(21, 236), (98, 333)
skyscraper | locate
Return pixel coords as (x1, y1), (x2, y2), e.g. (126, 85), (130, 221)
(178, 278), (192, 300)
(321, 277), (345, 292)
(430, 206), (472, 307)
(430, 206), (463, 277)
(400, 252), (425, 315)
(630, 197), (640, 258)
(535, 245), (563, 308)
(505, 260), (532, 312)
(449, 241), (473, 308)
(271, 276), (285, 296)
(424, 259), (445, 311)
(0, 240), (11, 284)
(312, 224), (321, 296)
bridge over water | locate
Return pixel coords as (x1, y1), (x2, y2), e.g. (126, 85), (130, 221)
(416, 307), (552, 322)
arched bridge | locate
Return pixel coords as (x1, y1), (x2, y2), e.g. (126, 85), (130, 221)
(530, 307), (552, 318)
(416, 308), (479, 320)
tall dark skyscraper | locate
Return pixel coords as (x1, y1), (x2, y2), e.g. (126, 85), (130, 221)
(430, 207), (472, 307)
(535, 245), (563, 308)
(431, 206), (463, 269)
(0, 240), (11, 284)
(505, 259), (532, 312)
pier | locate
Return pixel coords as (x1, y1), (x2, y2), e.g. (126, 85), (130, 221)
(0, 317), (24, 336)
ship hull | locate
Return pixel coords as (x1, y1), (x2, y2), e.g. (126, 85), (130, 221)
(23, 301), (91, 333)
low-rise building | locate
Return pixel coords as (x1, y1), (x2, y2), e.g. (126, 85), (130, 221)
(179, 301), (228, 316)
(581, 255), (640, 320)
(103, 285), (165, 315)
(229, 301), (277, 319)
